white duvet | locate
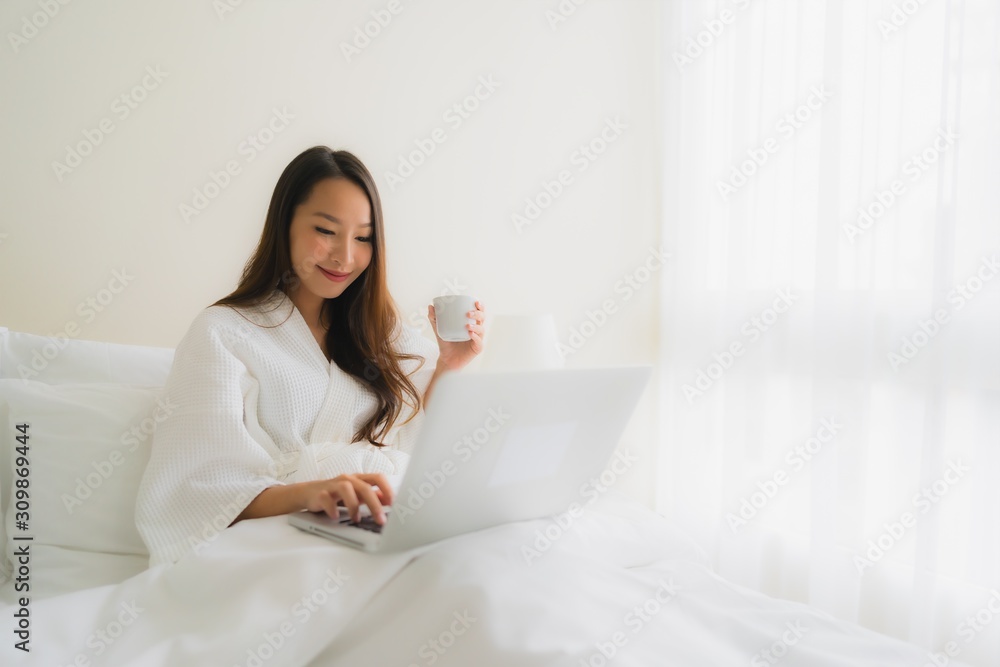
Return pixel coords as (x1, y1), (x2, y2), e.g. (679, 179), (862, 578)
(1, 493), (959, 667)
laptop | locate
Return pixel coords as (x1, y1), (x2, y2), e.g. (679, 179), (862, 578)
(287, 365), (651, 552)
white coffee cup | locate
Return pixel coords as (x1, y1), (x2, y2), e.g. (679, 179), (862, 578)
(432, 294), (477, 342)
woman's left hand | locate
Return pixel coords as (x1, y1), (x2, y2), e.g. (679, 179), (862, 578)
(428, 299), (486, 371)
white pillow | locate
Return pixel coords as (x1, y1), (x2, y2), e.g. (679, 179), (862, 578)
(2, 381), (168, 599)
(0, 326), (173, 584)
(0, 327), (174, 385)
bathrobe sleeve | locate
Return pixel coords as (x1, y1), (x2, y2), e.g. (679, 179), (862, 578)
(134, 307), (282, 567)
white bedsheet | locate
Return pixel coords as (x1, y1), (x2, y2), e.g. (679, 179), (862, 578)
(1, 494), (961, 667)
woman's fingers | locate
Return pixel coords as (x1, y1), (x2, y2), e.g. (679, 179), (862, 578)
(313, 474), (391, 524)
(358, 473), (394, 508)
(469, 301), (485, 324)
(351, 478), (386, 524)
(315, 487), (341, 519)
(333, 478), (361, 522)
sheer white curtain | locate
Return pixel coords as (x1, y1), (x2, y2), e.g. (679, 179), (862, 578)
(657, 0), (1000, 663)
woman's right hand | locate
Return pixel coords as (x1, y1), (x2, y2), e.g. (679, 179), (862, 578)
(300, 473), (393, 525)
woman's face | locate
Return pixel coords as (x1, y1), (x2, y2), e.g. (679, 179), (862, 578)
(287, 177), (374, 301)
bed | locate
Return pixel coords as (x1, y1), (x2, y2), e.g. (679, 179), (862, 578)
(0, 326), (968, 666)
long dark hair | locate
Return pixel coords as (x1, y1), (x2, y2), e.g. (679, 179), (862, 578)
(213, 146), (427, 447)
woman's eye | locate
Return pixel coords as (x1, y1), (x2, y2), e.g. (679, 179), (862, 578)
(315, 227), (369, 242)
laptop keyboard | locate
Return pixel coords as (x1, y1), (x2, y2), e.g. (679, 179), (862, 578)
(340, 514), (384, 533)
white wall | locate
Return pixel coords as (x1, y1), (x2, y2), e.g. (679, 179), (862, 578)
(0, 0), (663, 506)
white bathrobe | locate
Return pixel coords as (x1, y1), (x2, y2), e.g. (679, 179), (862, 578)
(134, 289), (439, 566)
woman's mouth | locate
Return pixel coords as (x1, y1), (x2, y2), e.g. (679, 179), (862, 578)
(318, 267), (350, 282)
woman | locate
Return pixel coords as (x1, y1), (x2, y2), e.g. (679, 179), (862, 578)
(135, 146), (486, 567)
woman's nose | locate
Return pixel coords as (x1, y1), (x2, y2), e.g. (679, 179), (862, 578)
(331, 241), (352, 266)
